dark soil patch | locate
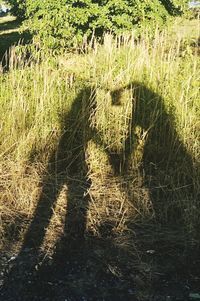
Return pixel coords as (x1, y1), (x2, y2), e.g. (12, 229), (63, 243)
(0, 225), (200, 301)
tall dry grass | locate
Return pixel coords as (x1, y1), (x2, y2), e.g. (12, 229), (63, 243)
(0, 29), (199, 252)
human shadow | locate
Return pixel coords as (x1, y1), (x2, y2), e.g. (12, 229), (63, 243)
(88, 82), (195, 212)
(1, 82), (199, 301)
(103, 82), (199, 299)
(0, 87), (96, 300)
(23, 88), (93, 250)
(107, 83), (196, 221)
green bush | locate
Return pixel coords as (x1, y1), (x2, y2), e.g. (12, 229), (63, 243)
(7, 0), (189, 50)
(5, 0), (26, 19)
(26, 0), (166, 49)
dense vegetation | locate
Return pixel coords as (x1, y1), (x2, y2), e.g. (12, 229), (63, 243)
(5, 0), (188, 49)
(1, 17), (199, 245)
(0, 1), (200, 300)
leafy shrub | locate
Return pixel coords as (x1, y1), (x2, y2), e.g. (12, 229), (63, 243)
(5, 0), (26, 19)
(7, 0), (189, 50)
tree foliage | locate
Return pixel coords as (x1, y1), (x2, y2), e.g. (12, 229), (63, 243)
(6, 0), (188, 49)
(5, 0), (26, 19)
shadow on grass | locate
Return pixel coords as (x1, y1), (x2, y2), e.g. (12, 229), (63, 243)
(0, 17), (32, 69)
(159, 0), (182, 15)
(0, 17), (21, 31)
(0, 83), (199, 301)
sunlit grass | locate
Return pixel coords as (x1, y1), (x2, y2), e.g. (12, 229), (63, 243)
(0, 19), (199, 251)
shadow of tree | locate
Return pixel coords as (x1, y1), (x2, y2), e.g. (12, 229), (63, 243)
(0, 18), (21, 31)
(0, 17), (31, 69)
(0, 82), (199, 301)
(159, 0), (182, 15)
(0, 31), (31, 56)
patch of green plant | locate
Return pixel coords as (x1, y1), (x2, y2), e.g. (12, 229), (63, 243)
(6, 0), (189, 51)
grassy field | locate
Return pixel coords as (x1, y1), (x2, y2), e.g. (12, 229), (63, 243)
(0, 15), (200, 300)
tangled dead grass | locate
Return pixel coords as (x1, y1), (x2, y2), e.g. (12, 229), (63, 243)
(0, 27), (199, 261)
